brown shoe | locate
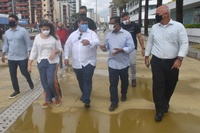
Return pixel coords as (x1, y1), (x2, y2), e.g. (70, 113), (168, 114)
(132, 79), (136, 87)
(55, 100), (61, 107)
(42, 101), (53, 109)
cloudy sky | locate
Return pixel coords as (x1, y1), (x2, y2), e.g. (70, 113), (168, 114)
(82, 0), (112, 22)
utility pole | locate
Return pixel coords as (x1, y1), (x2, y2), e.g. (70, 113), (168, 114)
(96, 0), (97, 23)
(12, 0), (15, 14)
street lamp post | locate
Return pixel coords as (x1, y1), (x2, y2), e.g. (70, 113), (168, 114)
(11, 0), (15, 14)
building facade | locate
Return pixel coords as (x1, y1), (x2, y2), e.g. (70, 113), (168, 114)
(109, 2), (117, 18)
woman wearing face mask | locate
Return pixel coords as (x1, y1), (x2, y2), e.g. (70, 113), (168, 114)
(28, 20), (62, 109)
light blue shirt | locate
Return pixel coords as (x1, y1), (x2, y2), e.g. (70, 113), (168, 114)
(3, 25), (32, 60)
(104, 28), (134, 69)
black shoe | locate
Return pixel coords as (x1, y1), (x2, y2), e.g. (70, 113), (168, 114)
(84, 103), (90, 109)
(132, 79), (136, 87)
(155, 112), (163, 122)
(9, 91), (20, 99)
(121, 94), (127, 102)
(29, 81), (34, 89)
(164, 104), (170, 113)
(109, 104), (118, 112)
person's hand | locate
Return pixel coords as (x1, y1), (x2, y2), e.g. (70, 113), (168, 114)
(1, 54), (5, 63)
(49, 51), (56, 61)
(145, 56), (150, 68)
(141, 49), (145, 57)
(112, 48), (123, 56)
(64, 59), (69, 66)
(171, 59), (182, 69)
(27, 65), (32, 73)
(99, 45), (106, 51)
(81, 39), (90, 46)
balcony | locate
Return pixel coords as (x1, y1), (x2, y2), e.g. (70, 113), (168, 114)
(35, 7), (42, 10)
(0, 0), (9, 2)
(50, 7), (54, 10)
(0, 3), (11, 7)
(36, 12), (42, 15)
(21, 13), (30, 16)
(15, 3), (29, 6)
(34, 1), (42, 5)
(0, 9), (11, 12)
(50, 2), (54, 5)
(15, 7), (29, 12)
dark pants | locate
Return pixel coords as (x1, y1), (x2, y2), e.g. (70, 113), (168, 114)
(8, 59), (33, 92)
(108, 66), (129, 105)
(151, 55), (179, 113)
(74, 64), (95, 104)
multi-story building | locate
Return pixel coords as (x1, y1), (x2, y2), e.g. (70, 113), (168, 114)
(109, 2), (117, 18)
(67, 0), (81, 14)
(87, 8), (94, 20)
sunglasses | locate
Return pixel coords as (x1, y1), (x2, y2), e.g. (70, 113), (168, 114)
(78, 33), (82, 40)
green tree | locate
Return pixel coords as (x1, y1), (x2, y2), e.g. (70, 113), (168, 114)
(144, 0), (149, 35)
(176, 0), (183, 23)
(113, 0), (132, 16)
(157, 0), (163, 7)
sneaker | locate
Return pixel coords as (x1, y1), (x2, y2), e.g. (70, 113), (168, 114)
(42, 101), (53, 109)
(9, 91), (20, 99)
(55, 100), (61, 107)
(132, 79), (136, 87)
(29, 81), (34, 89)
(84, 103), (90, 109)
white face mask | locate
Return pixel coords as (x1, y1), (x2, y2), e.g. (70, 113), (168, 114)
(122, 20), (129, 25)
(42, 30), (50, 36)
(109, 24), (115, 31)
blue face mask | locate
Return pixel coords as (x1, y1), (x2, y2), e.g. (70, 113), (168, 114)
(80, 24), (88, 32)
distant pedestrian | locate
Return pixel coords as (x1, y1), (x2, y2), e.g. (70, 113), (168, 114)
(121, 12), (145, 87)
(56, 22), (68, 68)
(74, 6), (97, 32)
(0, 27), (3, 51)
(64, 16), (100, 109)
(28, 20), (62, 109)
(100, 16), (134, 112)
(1, 14), (34, 98)
(145, 5), (189, 122)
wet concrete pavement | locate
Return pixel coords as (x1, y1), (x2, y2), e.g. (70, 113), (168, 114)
(1, 31), (200, 133)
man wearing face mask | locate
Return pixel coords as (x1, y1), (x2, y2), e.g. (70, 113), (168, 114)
(100, 16), (134, 111)
(74, 6), (97, 32)
(56, 22), (68, 68)
(145, 5), (189, 122)
(1, 14), (34, 98)
(64, 16), (100, 109)
(121, 12), (145, 87)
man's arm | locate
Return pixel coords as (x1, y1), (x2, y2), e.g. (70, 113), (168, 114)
(137, 32), (145, 56)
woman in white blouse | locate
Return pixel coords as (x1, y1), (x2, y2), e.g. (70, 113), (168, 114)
(28, 20), (62, 109)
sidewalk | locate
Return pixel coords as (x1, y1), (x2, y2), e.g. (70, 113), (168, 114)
(1, 31), (200, 133)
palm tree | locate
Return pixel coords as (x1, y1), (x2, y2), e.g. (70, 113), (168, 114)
(138, 0), (142, 27)
(176, 0), (183, 23)
(157, 0), (163, 7)
(113, 0), (132, 16)
(144, 0), (149, 35)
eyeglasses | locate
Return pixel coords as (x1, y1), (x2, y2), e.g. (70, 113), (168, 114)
(78, 33), (82, 40)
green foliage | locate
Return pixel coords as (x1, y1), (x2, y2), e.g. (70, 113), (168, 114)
(184, 24), (200, 28)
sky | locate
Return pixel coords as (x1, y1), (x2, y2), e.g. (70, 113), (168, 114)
(82, 0), (112, 22)
(82, 0), (172, 22)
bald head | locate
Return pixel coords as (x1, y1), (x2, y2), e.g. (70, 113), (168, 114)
(156, 5), (170, 24)
(57, 22), (63, 28)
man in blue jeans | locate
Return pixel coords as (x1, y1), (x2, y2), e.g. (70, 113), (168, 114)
(64, 16), (100, 108)
(100, 16), (134, 111)
(1, 14), (34, 98)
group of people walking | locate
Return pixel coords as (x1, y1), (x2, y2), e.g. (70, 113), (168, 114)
(1, 5), (188, 122)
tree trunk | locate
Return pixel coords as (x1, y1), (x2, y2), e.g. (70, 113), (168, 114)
(138, 0), (142, 27)
(176, 0), (183, 23)
(157, 0), (163, 7)
(144, 0), (149, 36)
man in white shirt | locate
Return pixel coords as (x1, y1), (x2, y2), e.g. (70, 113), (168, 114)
(145, 5), (189, 122)
(64, 16), (100, 109)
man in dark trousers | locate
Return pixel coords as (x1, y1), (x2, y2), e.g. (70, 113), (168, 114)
(74, 6), (97, 32)
(1, 14), (34, 98)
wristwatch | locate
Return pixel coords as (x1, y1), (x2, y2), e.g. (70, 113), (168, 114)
(177, 57), (183, 61)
